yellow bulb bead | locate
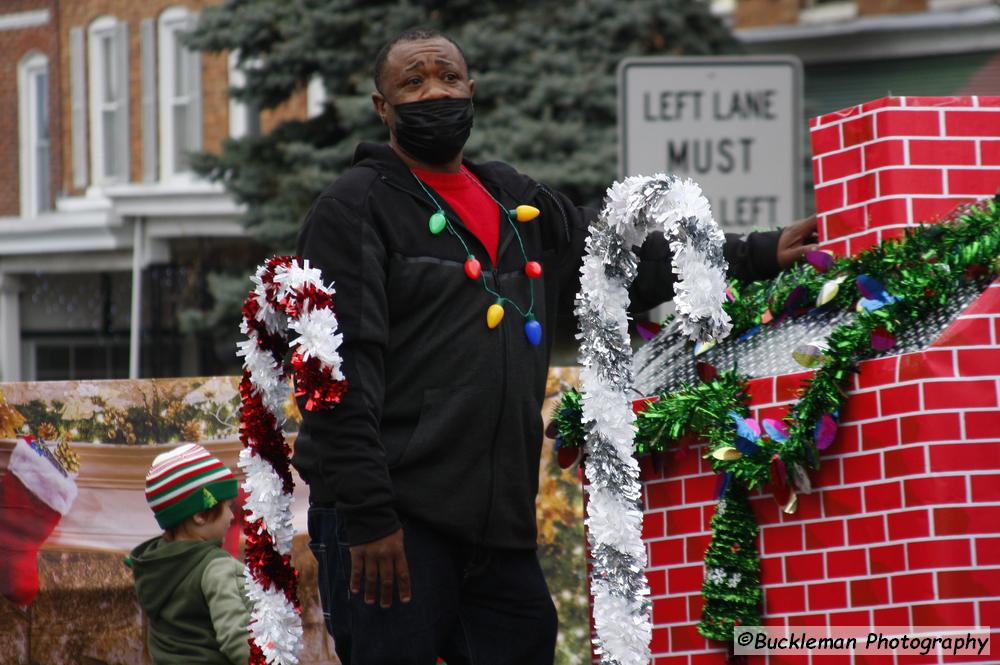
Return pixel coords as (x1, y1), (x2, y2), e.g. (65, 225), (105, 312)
(515, 205), (540, 222)
(486, 303), (505, 329)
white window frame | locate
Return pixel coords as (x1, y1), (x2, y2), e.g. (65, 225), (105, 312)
(228, 51), (261, 138)
(88, 15), (129, 186)
(307, 75), (327, 119)
(18, 51), (52, 218)
(158, 6), (201, 180)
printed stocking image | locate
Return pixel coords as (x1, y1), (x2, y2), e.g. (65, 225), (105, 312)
(0, 438), (78, 606)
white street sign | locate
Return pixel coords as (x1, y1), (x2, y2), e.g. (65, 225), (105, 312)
(618, 56), (803, 232)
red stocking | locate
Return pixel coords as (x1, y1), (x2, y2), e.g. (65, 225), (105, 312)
(0, 439), (77, 606)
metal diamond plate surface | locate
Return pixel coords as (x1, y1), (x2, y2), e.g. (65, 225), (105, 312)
(633, 280), (989, 396)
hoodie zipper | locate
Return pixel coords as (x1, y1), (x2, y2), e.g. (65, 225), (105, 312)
(535, 183), (572, 246)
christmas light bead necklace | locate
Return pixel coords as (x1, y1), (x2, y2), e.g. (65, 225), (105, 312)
(410, 168), (544, 346)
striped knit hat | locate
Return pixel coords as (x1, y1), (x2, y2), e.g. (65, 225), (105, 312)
(145, 444), (238, 529)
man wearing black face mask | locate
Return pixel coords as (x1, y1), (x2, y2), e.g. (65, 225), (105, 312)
(293, 27), (818, 665)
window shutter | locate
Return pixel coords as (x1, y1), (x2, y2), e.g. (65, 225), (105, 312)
(140, 18), (156, 182)
(186, 14), (202, 152)
(70, 26), (88, 189)
(115, 20), (130, 181)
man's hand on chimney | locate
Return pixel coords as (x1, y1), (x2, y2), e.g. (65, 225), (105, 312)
(777, 214), (819, 270)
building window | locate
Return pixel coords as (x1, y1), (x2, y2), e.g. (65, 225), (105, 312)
(228, 51), (260, 138)
(159, 7), (202, 178)
(88, 16), (129, 185)
(18, 52), (51, 217)
(307, 75), (327, 119)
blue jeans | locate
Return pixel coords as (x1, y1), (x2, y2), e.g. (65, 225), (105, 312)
(307, 505), (558, 665)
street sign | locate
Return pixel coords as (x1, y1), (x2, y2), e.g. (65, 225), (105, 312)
(618, 56), (803, 232)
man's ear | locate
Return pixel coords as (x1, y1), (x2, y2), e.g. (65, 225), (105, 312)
(372, 91), (388, 125)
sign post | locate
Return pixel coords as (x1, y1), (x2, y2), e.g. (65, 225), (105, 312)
(618, 56), (803, 232)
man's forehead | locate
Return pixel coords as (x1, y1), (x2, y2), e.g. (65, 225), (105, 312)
(386, 38), (467, 73)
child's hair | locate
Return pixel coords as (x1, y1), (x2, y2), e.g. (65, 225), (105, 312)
(145, 443), (238, 530)
(163, 501), (230, 539)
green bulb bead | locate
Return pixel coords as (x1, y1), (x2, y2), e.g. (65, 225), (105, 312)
(429, 211), (447, 235)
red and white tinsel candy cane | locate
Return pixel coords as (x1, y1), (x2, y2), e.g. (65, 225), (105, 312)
(237, 255), (347, 665)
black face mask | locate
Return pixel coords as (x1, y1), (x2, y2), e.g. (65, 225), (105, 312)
(390, 97), (474, 165)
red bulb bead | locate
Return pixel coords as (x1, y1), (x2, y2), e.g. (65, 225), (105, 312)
(524, 261), (542, 278)
(464, 257), (481, 280)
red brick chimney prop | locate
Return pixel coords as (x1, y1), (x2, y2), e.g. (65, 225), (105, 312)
(811, 96), (1000, 256)
(635, 97), (1000, 662)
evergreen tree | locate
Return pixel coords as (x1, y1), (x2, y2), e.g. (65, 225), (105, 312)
(698, 484), (763, 642)
(181, 0), (738, 331)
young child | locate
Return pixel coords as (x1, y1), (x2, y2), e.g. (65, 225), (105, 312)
(127, 443), (250, 665)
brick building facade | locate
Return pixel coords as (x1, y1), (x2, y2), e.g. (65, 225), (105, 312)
(0, 0), (61, 219)
(0, 1), (315, 382)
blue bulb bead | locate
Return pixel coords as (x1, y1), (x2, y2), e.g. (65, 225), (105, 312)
(524, 319), (542, 346)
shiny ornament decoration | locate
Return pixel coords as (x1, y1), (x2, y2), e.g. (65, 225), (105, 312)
(856, 274), (890, 301)
(636, 320), (662, 341)
(412, 171), (542, 337)
(696, 361), (718, 384)
(734, 436), (759, 456)
(513, 205), (540, 222)
(237, 256), (347, 665)
(814, 413), (838, 450)
(486, 302), (505, 329)
(631, 396), (660, 414)
(428, 211), (447, 235)
(792, 341), (829, 368)
(768, 454), (792, 509)
(762, 418), (788, 443)
(730, 413), (761, 439)
(870, 325), (896, 351)
(694, 339), (717, 356)
(806, 250), (835, 273)
(712, 446), (742, 461)
(524, 317), (543, 346)
(557, 443), (582, 469)
(464, 257), (481, 280)
(728, 411), (762, 456)
(816, 276), (846, 307)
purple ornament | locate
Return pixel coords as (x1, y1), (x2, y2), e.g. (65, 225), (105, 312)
(806, 250), (834, 273)
(814, 414), (838, 450)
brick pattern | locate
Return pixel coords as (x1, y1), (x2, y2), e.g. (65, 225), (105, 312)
(857, 0), (927, 15)
(53, 0), (309, 197)
(638, 280), (1000, 663)
(733, 0), (799, 29)
(809, 97), (1000, 256)
(0, 0), (62, 216)
(56, 0), (229, 195)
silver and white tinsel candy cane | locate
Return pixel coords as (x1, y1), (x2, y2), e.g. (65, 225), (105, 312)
(575, 175), (730, 665)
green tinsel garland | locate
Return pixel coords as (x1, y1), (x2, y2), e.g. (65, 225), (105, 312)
(697, 484), (762, 641)
(554, 199), (1000, 641)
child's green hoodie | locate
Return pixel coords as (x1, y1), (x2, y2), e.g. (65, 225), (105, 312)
(128, 536), (250, 665)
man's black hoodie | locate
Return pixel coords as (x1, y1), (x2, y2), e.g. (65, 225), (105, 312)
(291, 142), (782, 549)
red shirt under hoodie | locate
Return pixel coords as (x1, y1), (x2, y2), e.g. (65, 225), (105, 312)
(412, 166), (499, 265)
